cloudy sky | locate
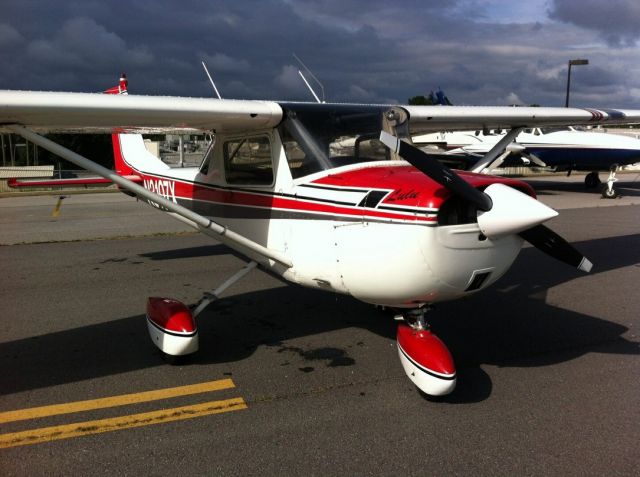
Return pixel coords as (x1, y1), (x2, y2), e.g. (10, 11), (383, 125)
(1, 0), (639, 108)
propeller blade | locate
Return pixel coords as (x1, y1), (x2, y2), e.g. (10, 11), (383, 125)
(519, 224), (593, 272)
(522, 151), (547, 168)
(380, 131), (493, 211)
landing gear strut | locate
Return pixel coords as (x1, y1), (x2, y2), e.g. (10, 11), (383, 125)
(601, 164), (620, 199)
(395, 307), (456, 396)
(146, 261), (257, 359)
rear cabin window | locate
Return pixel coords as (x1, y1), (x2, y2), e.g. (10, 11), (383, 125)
(223, 136), (273, 185)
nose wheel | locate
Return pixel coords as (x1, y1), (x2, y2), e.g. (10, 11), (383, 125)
(395, 308), (456, 396)
(601, 165), (620, 199)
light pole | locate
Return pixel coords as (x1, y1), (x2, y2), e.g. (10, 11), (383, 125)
(565, 59), (588, 107)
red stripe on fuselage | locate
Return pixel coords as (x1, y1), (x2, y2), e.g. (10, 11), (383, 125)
(126, 161), (533, 225)
(157, 175), (437, 223)
(112, 133), (134, 176)
(313, 163), (536, 208)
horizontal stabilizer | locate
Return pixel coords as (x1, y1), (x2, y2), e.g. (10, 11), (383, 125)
(8, 175), (142, 188)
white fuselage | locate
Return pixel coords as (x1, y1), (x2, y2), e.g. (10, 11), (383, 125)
(118, 129), (524, 308)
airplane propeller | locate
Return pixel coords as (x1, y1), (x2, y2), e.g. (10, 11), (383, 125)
(380, 131), (493, 212)
(486, 143), (547, 170)
(379, 131), (592, 272)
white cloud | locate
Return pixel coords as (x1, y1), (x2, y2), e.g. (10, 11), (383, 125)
(348, 84), (375, 101)
(0, 24), (22, 45)
(274, 65), (307, 93)
(504, 92), (525, 105)
(26, 17), (153, 69)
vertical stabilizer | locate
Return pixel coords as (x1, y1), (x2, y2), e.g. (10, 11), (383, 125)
(104, 74), (169, 175)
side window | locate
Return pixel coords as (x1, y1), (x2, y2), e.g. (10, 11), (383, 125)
(223, 136), (273, 185)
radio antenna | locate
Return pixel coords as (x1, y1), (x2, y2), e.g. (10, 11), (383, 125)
(201, 61), (222, 99)
(293, 53), (325, 103)
(298, 70), (321, 103)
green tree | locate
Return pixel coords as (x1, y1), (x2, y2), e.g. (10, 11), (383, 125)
(408, 95), (434, 105)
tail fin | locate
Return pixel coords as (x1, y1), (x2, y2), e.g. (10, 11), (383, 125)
(104, 73), (134, 176)
(104, 73), (128, 95)
(103, 74), (168, 176)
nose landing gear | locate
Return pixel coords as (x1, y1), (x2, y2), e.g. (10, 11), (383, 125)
(601, 165), (620, 199)
(585, 167), (620, 199)
(395, 308), (456, 396)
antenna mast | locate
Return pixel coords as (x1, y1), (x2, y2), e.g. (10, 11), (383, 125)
(293, 53), (325, 103)
(201, 61), (222, 99)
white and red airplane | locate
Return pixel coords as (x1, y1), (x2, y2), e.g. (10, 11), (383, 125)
(3, 74), (640, 397)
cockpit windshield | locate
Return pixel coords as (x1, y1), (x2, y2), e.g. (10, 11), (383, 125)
(278, 104), (390, 179)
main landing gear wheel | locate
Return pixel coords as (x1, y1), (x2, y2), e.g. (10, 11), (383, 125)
(395, 308), (456, 397)
(145, 261), (257, 361)
(584, 171), (601, 189)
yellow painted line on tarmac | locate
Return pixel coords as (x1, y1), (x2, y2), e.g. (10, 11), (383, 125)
(0, 378), (236, 424)
(51, 196), (65, 217)
(0, 397), (247, 449)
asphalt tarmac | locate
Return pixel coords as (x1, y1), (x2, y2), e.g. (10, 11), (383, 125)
(1, 174), (639, 476)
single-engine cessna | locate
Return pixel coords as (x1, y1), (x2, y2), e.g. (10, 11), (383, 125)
(3, 74), (640, 396)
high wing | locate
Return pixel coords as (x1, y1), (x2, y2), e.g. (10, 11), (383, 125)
(405, 105), (640, 133)
(2, 90), (640, 135)
(0, 91), (282, 133)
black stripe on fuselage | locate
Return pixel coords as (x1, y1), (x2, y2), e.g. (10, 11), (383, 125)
(141, 170), (366, 207)
(173, 197), (437, 225)
(297, 183), (371, 193)
(377, 205), (438, 214)
(398, 344), (456, 381)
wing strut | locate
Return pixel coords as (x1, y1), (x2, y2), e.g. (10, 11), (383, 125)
(8, 125), (293, 269)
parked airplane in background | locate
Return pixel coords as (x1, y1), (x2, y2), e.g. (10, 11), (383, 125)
(2, 74), (640, 397)
(417, 126), (640, 198)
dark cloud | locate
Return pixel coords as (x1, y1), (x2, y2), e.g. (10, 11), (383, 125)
(1, 0), (639, 108)
(549, 0), (640, 46)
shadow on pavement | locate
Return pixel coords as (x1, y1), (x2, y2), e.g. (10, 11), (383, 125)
(2, 234), (639, 404)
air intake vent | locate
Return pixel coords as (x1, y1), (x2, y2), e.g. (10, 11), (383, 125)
(465, 271), (491, 292)
(438, 196), (478, 225)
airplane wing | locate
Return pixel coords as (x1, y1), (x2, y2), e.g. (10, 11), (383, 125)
(0, 90), (290, 267)
(404, 105), (640, 133)
(2, 90), (640, 135)
(0, 91), (283, 134)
